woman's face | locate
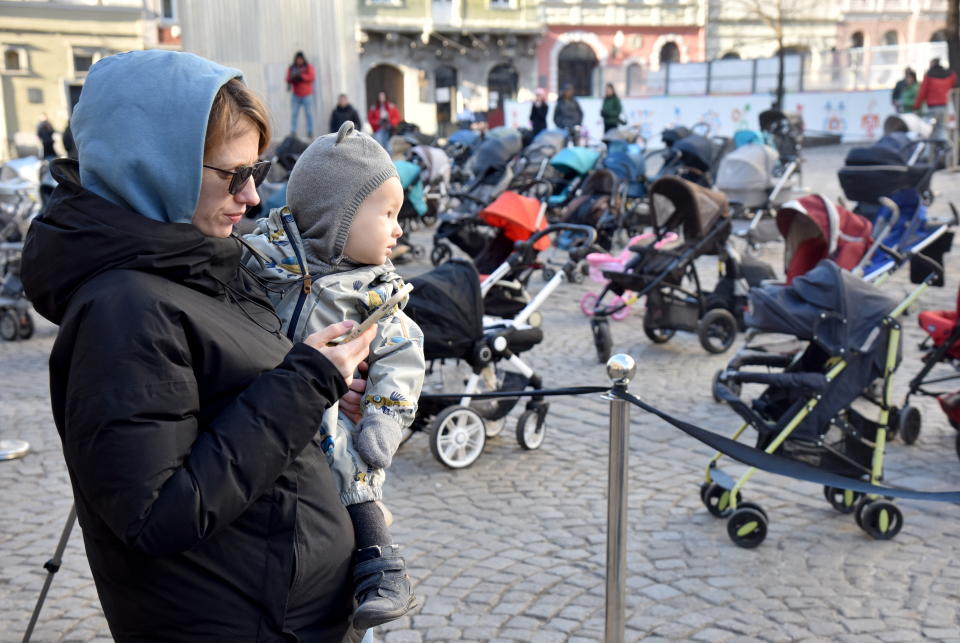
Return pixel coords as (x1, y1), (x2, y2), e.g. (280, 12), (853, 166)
(378, 92), (387, 104)
(193, 124), (261, 238)
(605, 85), (614, 96)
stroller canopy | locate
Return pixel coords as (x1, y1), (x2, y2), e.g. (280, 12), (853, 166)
(411, 145), (451, 184)
(394, 160), (428, 216)
(673, 134), (715, 172)
(602, 126), (642, 143)
(661, 126), (691, 148)
(530, 128), (568, 153)
(733, 130), (765, 148)
(777, 194), (872, 283)
(746, 260), (899, 356)
(479, 191), (550, 250)
(406, 259), (483, 361)
(486, 126), (523, 151)
(448, 129), (481, 147)
(550, 146), (600, 176)
(470, 137), (519, 182)
(649, 176), (729, 240)
(845, 133), (913, 167)
(883, 113), (933, 139)
(715, 143), (778, 192)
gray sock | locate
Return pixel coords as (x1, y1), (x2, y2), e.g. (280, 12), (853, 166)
(347, 501), (392, 549)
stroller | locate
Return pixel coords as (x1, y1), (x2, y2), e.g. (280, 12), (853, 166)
(603, 139), (648, 234)
(838, 132), (941, 218)
(589, 176), (774, 361)
(408, 144), (451, 223)
(510, 128), (568, 186)
(707, 259), (937, 547)
(392, 159), (430, 261)
(545, 146), (601, 209)
(404, 223), (596, 469)
(653, 133), (731, 188)
(555, 169), (621, 251)
(0, 243), (34, 341)
(431, 135), (520, 265)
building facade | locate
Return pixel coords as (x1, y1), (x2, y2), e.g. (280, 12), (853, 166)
(704, 0), (840, 61)
(0, 0), (179, 160)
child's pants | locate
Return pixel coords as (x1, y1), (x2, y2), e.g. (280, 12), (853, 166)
(318, 404), (386, 506)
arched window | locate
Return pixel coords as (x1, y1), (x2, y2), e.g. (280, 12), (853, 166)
(626, 62), (644, 96)
(659, 41), (680, 65)
(4, 48), (21, 71)
(558, 42), (598, 97)
(434, 65), (457, 129)
(882, 30), (898, 46)
(720, 51), (740, 60)
(850, 31), (864, 49)
(932, 29), (947, 42)
(487, 63), (518, 127)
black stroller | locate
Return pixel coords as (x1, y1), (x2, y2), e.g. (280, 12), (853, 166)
(0, 243), (34, 341)
(652, 133), (731, 188)
(431, 136), (520, 265)
(838, 132), (942, 218)
(707, 260), (936, 547)
(589, 176), (774, 361)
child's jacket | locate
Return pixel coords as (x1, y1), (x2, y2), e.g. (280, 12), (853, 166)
(243, 207), (425, 436)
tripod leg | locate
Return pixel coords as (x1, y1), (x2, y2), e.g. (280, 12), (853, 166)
(22, 504), (77, 643)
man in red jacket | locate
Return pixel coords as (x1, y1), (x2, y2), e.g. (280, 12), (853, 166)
(287, 51), (316, 138)
(915, 57), (957, 143)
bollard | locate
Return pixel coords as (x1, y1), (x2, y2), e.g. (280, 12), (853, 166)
(604, 354), (636, 643)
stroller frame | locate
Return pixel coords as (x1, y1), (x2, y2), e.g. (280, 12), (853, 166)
(706, 272), (935, 548)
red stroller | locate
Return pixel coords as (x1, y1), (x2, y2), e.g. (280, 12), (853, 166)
(896, 285), (960, 454)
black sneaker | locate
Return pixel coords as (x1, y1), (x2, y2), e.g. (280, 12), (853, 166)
(352, 544), (417, 629)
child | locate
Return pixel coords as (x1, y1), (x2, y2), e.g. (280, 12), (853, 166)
(244, 122), (423, 629)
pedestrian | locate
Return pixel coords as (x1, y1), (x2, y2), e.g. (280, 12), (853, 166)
(601, 83), (624, 133)
(330, 93), (362, 133)
(61, 122), (77, 160)
(20, 49), (373, 643)
(915, 57), (957, 141)
(287, 50), (316, 138)
(897, 69), (919, 114)
(245, 120), (423, 629)
(553, 83), (583, 134)
(530, 88), (548, 137)
(368, 91), (401, 149)
(36, 113), (56, 158)
(891, 67), (914, 112)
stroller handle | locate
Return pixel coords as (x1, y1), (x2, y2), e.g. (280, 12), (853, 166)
(521, 223), (597, 251)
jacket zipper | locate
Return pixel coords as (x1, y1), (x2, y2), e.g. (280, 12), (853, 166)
(280, 213), (311, 342)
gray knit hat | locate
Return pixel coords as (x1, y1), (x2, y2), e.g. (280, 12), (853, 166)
(287, 121), (399, 265)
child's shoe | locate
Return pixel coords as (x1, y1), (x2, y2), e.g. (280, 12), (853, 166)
(352, 544), (417, 629)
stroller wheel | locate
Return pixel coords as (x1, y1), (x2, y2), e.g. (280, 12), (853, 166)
(429, 406), (486, 469)
(430, 244), (452, 266)
(711, 369), (742, 403)
(697, 308), (738, 354)
(421, 213), (437, 227)
(591, 318), (613, 364)
(898, 405), (921, 445)
(516, 410), (546, 450)
(727, 506), (768, 549)
(702, 482), (741, 518)
(541, 267), (556, 282)
(0, 310), (19, 342)
(643, 326), (675, 344)
(823, 486), (863, 514)
(859, 501), (903, 540)
(18, 313), (33, 340)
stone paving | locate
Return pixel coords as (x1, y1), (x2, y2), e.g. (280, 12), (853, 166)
(3, 145), (960, 642)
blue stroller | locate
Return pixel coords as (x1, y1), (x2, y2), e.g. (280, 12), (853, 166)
(545, 146), (601, 209)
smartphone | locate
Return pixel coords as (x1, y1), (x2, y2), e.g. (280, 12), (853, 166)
(326, 282), (414, 346)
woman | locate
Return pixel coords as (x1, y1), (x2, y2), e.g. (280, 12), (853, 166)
(21, 50), (372, 642)
(367, 91), (401, 148)
(601, 83), (623, 133)
(529, 88), (548, 137)
(287, 50), (316, 137)
(898, 69), (919, 114)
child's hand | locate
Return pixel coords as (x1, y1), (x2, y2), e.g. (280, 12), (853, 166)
(340, 361), (368, 423)
(305, 321), (376, 386)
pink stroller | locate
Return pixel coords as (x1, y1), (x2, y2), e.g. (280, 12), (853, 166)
(579, 233), (678, 320)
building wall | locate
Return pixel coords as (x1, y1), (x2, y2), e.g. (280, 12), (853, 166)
(0, 1), (146, 158)
(838, 17), (947, 50)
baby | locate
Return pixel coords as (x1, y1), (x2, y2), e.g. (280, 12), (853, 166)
(244, 122), (423, 629)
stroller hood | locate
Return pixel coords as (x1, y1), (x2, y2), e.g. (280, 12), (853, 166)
(406, 259), (483, 361)
(448, 129), (481, 147)
(411, 145), (451, 184)
(777, 194), (872, 283)
(529, 129), (568, 153)
(715, 143), (778, 191)
(845, 133), (913, 167)
(550, 147), (600, 176)
(673, 135), (714, 172)
(649, 176), (729, 239)
(603, 141), (645, 182)
(883, 113), (933, 139)
(661, 126), (691, 147)
(394, 160), (428, 216)
(479, 191), (550, 251)
(746, 260), (899, 356)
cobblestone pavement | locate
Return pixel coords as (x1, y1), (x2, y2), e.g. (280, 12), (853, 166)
(3, 145), (960, 642)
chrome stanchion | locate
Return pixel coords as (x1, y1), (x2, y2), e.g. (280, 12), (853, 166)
(0, 438), (30, 460)
(604, 354), (636, 643)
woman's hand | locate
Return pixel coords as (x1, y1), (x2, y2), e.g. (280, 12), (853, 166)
(339, 361), (368, 423)
(305, 321), (376, 387)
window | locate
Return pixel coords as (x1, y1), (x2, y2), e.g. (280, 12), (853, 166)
(490, 0), (515, 8)
(72, 47), (107, 77)
(931, 29), (947, 42)
(882, 30), (898, 47)
(558, 42), (598, 97)
(659, 41), (680, 65)
(161, 0), (176, 20)
(27, 88), (43, 104)
(850, 31), (864, 49)
(366, 0), (403, 5)
(2, 46), (27, 74)
(626, 63), (643, 96)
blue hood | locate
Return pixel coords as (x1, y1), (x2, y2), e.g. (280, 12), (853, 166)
(72, 50), (242, 224)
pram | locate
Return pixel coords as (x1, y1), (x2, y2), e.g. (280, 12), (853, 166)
(404, 223), (596, 469)
(838, 132), (942, 218)
(555, 169), (621, 251)
(545, 146), (601, 209)
(431, 135), (520, 265)
(1, 157), (42, 242)
(603, 139), (648, 234)
(706, 259), (939, 547)
(588, 176), (773, 361)
(510, 128), (568, 186)
(652, 133), (731, 188)
(409, 144), (451, 223)
(391, 159), (429, 262)
(0, 243), (34, 341)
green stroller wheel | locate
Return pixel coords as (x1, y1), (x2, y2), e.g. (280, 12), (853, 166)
(823, 486), (863, 514)
(702, 482), (741, 518)
(727, 506), (768, 549)
(859, 501), (903, 540)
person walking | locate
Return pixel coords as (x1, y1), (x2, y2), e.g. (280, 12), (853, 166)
(36, 114), (57, 158)
(529, 88), (548, 137)
(601, 83), (624, 133)
(891, 67), (914, 113)
(330, 93), (362, 133)
(897, 69), (919, 114)
(287, 50), (316, 138)
(915, 57), (957, 141)
(553, 83), (583, 137)
(20, 49), (373, 642)
(368, 91), (401, 149)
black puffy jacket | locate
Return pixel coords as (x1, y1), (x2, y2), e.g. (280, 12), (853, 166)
(22, 160), (358, 642)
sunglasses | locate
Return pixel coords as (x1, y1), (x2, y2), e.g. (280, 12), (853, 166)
(203, 160), (271, 195)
